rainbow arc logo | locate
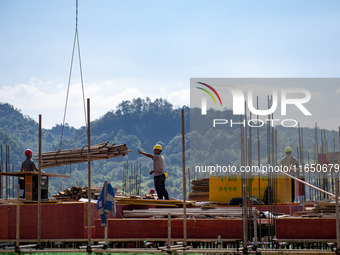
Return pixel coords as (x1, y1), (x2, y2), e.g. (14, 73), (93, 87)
(196, 82), (223, 106)
(196, 82), (222, 115)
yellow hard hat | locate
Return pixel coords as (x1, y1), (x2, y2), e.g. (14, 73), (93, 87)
(153, 144), (162, 151)
(285, 147), (292, 153)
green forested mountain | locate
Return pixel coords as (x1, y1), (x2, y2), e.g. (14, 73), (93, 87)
(0, 100), (338, 199)
(190, 108), (339, 170)
(0, 99), (190, 198)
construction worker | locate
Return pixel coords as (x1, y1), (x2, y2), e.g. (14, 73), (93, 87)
(138, 144), (169, 200)
(280, 147), (299, 172)
(20, 149), (39, 172)
(280, 147), (302, 202)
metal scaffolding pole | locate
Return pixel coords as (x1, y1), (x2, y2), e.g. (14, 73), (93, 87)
(337, 126), (340, 251)
(181, 109), (187, 247)
(38, 114), (42, 248)
(87, 98), (92, 254)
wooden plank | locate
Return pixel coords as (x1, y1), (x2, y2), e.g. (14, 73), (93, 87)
(118, 202), (177, 207)
(123, 207), (248, 218)
(0, 206), (8, 239)
(95, 218), (243, 239)
(115, 198), (193, 205)
(276, 218), (336, 239)
(25, 175), (33, 201)
(0, 172), (69, 178)
(1, 202), (96, 240)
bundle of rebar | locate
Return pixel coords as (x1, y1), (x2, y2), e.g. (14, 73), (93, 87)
(36, 142), (130, 169)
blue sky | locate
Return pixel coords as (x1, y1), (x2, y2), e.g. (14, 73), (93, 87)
(0, 0), (339, 128)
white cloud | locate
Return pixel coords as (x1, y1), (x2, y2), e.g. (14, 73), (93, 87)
(166, 89), (190, 108)
(0, 78), (190, 129)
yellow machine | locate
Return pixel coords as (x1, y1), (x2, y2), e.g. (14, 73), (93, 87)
(209, 174), (292, 204)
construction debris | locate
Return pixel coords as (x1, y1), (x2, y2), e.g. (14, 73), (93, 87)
(188, 178), (209, 201)
(52, 185), (131, 201)
(295, 199), (340, 218)
(36, 142), (130, 169)
(53, 186), (102, 200)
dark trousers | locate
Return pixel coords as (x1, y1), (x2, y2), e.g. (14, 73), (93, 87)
(154, 174), (169, 200)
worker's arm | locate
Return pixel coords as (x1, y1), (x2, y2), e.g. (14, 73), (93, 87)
(138, 150), (154, 174)
(137, 150), (154, 159)
(20, 166), (23, 172)
(34, 166), (45, 173)
(30, 160), (40, 172)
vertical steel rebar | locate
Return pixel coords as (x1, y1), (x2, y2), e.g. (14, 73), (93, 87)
(16, 183), (20, 252)
(267, 95), (272, 244)
(168, 213), (172, 248)
(257, 96), (262, 244)
(241, 113), (248, 251)
(188, 167), (191, 194)
(336, 126), (340, 250)
(139, 162), (142, 195)
(12, 166), (14, 199)
(6, 145), (8, 199)
(248, 110), (253, 243)
(0, 145), (2, 199)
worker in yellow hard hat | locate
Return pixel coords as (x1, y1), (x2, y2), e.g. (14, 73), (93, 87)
(285, 147), (292, 153)
(280, 146), (301, 202)
(138, 144), (169, 200)
(280, 147), (298, 169)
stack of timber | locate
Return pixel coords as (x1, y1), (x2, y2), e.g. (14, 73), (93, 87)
(116, 197), (194, 207)
(53, 185), (126, 201)
(36, 142), (130, 169)
(53, 186), (102, 200)
(295, 200), (340, 218)
(188, 178), (209, 201)
(123, 207), (256, 219)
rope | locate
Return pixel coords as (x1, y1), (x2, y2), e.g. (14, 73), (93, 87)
(59, 0), (87, 151)
(75, 0), (87, 127)
(80, 145), (88, 160)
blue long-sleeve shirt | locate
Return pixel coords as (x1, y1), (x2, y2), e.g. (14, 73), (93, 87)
(97, 181), (116, 226)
